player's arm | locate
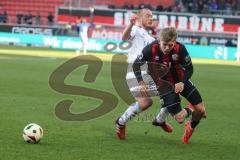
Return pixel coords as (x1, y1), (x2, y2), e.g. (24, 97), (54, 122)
(175, 45), (193, 93)
(180, 45), (193, 84)
(122, 14), (137, 40)
(132, 45), (152, 83)
(133, 45), (152, 97)
(132, 56), (145, 83)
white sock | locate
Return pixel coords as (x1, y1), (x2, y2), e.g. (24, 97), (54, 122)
(118, 102), (141, 125)
(155, 107), (169, 123)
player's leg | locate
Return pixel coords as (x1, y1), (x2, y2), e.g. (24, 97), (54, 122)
(79, 33), (87, 55)
(153, 92), (192, 134)
(182, 102), (206, 144)
(76, 37), (81, 55)
(118, 97), (152, 125)
(187, 103), (206, 118)
(153, 107), (169, 124)
(152, 107), (173, 133)
(116, 65), (155, 140)
(180, 80), (206, 144)
(159, 92), (192, 124)
(153, 95), (193, 133)
(116, 102), (141, 140)
(116, 97), (152, 140)
(182, 102), (205, 144)
(82, 36), (88, 55)
(83, 37), (88, 55)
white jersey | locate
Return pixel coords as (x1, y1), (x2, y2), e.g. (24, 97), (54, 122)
(127, 25), (155, 63)
(77, 22), (91, 42)
(126, 26), (157, 97)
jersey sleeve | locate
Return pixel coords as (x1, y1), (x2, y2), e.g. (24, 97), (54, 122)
(179, 44), (193, 83)
(130, 25), (139, 39)
(179, 45), (192, 67)
(132, 45), (152, 82)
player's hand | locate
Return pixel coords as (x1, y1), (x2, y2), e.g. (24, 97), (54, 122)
(139, 81), (149, 97)
(129, 14), (137, 25)
(174, 82), (184, 93)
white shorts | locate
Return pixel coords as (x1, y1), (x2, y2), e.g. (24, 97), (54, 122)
(125, 63), (159, 98)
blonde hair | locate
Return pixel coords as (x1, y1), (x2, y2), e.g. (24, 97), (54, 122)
(160, 27), (178, 42)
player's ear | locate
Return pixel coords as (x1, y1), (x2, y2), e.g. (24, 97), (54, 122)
(172, 40), (176, 45)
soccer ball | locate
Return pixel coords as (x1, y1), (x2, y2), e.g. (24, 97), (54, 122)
(22, 123), (43, 144)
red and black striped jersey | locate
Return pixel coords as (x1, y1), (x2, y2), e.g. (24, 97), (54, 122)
(133, 40), (193, 85)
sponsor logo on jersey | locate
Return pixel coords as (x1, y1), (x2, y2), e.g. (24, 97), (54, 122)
(184, 55), (191, 62)
(172, 54), (179, 61)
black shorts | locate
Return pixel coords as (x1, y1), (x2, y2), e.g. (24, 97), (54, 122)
(160, 80), (202, 115)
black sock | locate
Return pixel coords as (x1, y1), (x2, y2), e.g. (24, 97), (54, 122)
(190, 120), (199, 129)
(184, 108), (192, 118)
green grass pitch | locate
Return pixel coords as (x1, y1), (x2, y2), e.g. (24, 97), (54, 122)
(0, 45), (240, 160)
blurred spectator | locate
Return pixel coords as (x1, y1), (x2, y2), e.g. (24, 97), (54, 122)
(217, 0), (225, 10)
(197, 0), (205, 13)
(47, 12), (54, 25)
(24, 12), (33, 25)
(224, 0), (233, 15)
(209, 0), (218, 14)
(16, 12), (23, 24)
(156, 5), (164, 12)
(191, 0), (199, 13)
(0, 11), (8, 23)
(122, 2), (134, 10)
(191, 36), (199, 44)
(59, 0), (238, 16)
(176, 1), (186, 12)
(35, 12), (41, 25)
(237, 0), (240, 11)
(144, 3), (153, 10)
(202, 4), (210, 14)
(231, 0), (237, 13)
(138, 2), (146, 9)
(183, 0), (194, 12)
(0, 11), (3, 23)
(166, 6), (173, 12)
(200, 36), (208, 45)
(203, 0), (209, 4)
(108, 4), (116, 9)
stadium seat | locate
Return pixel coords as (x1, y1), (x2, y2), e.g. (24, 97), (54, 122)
(0, 0), (64, 25)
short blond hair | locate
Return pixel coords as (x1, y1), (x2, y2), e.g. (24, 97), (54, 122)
(159, 27), (178, 42)
(137, 8), (151, 17)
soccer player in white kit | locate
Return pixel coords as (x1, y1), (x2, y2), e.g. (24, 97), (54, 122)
(116, 9), (172, 140)
(76, 18), (91, 55)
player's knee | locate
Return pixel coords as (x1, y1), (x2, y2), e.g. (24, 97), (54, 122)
(175, 116), (184, 124)
(143, 99), (153, 107)
(194, 103), (206, 116)
(138, 98), (152, 110)
(174, 111), (186, 124)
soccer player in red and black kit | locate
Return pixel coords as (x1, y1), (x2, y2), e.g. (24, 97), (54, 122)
(133, 27), (206, 144)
